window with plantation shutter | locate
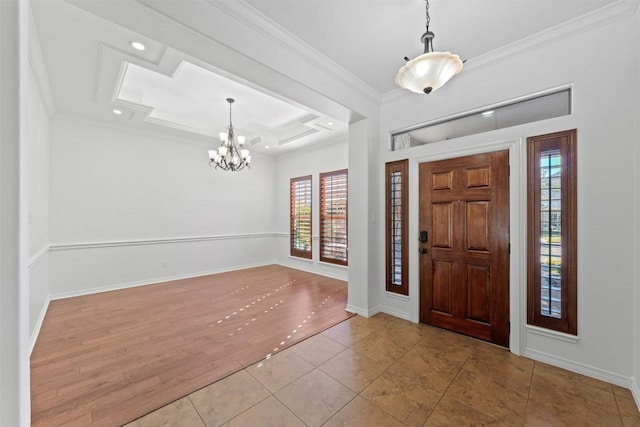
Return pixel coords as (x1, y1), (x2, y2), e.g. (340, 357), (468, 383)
(290, 176), (312, 259)
(527, 130), (577, 335)
(386, 160), (408, 295)
(320, 170), (348, 266)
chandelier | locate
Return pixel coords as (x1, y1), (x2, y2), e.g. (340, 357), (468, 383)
(208, 98), (251, 171)
(395, 0), (463, 94)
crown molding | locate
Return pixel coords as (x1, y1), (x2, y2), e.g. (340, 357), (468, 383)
(204, 0), (381, 105)
(382, 0), (639, 104)
(465, 0), (639, 73)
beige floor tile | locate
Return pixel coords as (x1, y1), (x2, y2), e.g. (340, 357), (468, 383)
(323, 396), (405, 427)
(383, 317), (428, 342)
(615, 394), (640, 427)
(447, 369), (528, 425)
(525, 374), (622, 427)
(350, 330), (410, 365)
(124, 397), (205, 427)
(387, 347), (463, 393)
(533, 361), (614, 396)
(461, 345), (533, 394)
(245, 349), (313, 393)
(289, 333), (346, 367)
(413, 330), (478, 364)
(319, 348), (388, 392)
(424, 395), (507, 427)
(188, 370), (270, 426)
(222, 396), (304, 427)
(321, 317), (379, 347)
(275, 369), (355, 426)
(360, 369), (443, 427)
(351, 312), (394, 330)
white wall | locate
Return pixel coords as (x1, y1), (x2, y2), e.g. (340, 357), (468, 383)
(26, 64), (50, 347)
(378, 12), (637, 388)
(633, 7), (640, 409)
(48, 116), (277, 297)
(275, 140), (348, 280)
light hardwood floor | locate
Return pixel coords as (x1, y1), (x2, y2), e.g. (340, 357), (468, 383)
(31, 265), (352, 426)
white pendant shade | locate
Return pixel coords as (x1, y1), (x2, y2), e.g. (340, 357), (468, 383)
(395, 51), (463, 94)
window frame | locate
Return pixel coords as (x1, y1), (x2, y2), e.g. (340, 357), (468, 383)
(290, 175), (312, 260)
(319, 169), (348, 266)
(385, 160), (409, 295)
(527, 129), (577, 335)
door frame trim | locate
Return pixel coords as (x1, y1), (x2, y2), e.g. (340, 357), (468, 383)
(409, 138), (525, 355)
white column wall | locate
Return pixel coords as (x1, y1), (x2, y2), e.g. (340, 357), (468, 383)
(48, 117), (278, 297)
(633, 6), (640, 408)
(0, 0), (31, 424)
(378, 13), (637, 387)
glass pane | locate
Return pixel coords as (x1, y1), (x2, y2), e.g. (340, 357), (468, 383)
(390, 171), (402, 285)
(392, 89), (571, 150)
(291, 179), (312, 252)
(540, 150), (561, 318)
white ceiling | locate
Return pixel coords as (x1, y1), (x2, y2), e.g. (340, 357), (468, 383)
(31, 0), (622, 155)
(244, 0), (617, 93)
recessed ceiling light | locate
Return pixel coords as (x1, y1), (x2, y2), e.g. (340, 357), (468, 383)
(265, 146), (270, 149)
(481, 110), (495, 118)
(328, 121), (334, 126)
(130, 41), (146, 51)
(113, 109), (123, 115)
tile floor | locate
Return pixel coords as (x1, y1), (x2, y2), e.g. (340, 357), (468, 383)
(125, 313), (640, 427)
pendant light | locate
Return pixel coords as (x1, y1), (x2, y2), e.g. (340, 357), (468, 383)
(395, 0), (463, 94)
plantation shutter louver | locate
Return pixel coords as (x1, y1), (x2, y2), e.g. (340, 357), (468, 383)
(290, 176), (312, 259)
(320, 170), (348, 266)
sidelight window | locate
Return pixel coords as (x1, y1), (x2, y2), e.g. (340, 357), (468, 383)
(385, 160), (409, 295)
(527, 130), (577, 335)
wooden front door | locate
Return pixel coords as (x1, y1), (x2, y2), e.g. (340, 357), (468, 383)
(419, 150), (510, 347)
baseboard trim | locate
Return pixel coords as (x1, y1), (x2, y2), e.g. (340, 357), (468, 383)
(345, 304), (370, 317)
(30, 296), (50, 355)
(378, 305), (412, 322)
(49, 261), (274, 300)
(275, 261), (347, 282)
(524, 347), (633, 389)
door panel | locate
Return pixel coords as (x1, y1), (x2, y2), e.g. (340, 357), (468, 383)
(465, 201), (490, 251)
(466, 264), (490, 323)
(432, 203), (453, 248)
(432, 260), (453, 314)
(419, 150), (510, 347)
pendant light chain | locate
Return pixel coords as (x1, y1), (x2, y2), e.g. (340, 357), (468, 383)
(425, 0), (430, 31)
